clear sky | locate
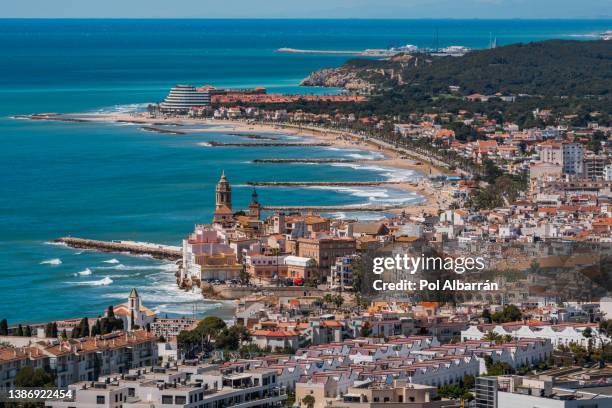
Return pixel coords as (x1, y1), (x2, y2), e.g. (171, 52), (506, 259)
(1, 0), (611, 19)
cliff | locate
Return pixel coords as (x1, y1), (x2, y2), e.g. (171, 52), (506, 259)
(300, 67), (376, 93)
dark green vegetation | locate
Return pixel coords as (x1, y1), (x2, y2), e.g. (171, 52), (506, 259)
(437, 375), (475, 401)
(15, 367), (55, 387)
(257, 40), (612, 127)
(375, 40), (611, 97)
(491, 304), (523, 323)
(177, 316), (251, 358)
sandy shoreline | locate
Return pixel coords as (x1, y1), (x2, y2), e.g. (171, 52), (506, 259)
(22, 112), (453, 217)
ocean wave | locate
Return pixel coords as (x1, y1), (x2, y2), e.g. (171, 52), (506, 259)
(197, 142), (212, 147)
(77, 268), (92, 276)
(308, 186), (390, 199)
(330, 162), (418, 182)
(566, 33), (599, 38)
(92, 103), (149, 114)
(352, 152), (386, 160)
(44, 241), (68, 248)
(103, 259), (120, 264)
(70, 276), (113, 286)
(40, 258), (62, 265)
(327, 211), (389, 221)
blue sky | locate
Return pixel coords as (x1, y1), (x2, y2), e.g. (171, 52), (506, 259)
(1, 0), (611, 19)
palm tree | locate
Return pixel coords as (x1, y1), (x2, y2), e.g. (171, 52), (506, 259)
(483, 331), (503, 343)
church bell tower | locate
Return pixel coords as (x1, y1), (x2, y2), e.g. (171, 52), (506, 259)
(248, 188), (261, 220)
(215, 171), (232, 211)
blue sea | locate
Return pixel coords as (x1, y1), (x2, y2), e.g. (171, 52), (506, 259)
(0, 19), (610, 325)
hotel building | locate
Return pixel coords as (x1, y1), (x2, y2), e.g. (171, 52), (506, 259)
(159, 84), (211, 113)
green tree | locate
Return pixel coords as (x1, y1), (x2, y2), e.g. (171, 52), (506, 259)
(360, 321), (372, 337)
(0, 319), (8, 336)
(16, 324), (23, 336)
(302, 394), (315, 408)
(332, 294), (344, 309)
(15, 367), (55, 387)
(177, 316), (228, 356)
(482, 309), (492, 323)
(483, 331), (503, 342)
(491, 305), (522, 323)
(24, 325), (32, 337)
(44, 322), (54, 337)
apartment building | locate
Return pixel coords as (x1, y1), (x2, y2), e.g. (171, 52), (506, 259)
(150, 317), (198, 339)
(46, 363), (287, 408)
(0, 331), (157, 390)
(475, 376), (612, 408)
(297, 237), (357, 277)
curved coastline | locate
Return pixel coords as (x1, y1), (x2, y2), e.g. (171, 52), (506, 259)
(18, 111), (453, 217)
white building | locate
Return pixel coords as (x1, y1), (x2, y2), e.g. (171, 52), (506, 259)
(46, 364), (286, 408)
(110, 288), (156, 331)
(476, 376), (612, 408)
(159, 84), (211, 113)
(605, 164), (612, 181)
(329, 255), (359, 291)
(461, 322), (606, 347)
(538, 141), (584, 175)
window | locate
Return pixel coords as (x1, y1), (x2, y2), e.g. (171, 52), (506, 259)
(175, 396), (187, 405)
(96, 396), (105, 405)
(162, 395), (173, 404)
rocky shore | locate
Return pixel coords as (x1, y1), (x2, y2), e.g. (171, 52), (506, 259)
(300, 67), (375, 93)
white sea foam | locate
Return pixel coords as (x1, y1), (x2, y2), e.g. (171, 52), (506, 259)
(327, 211), (388, 221)
(40, 258), (62, 265)
(103, 259), (120, 264)
(93, 103), (149, 115)
(44, 241), (68, 248)
(197, 142), (212, 147)
(71, 276), (113, 286)
(329, 162), (419, 182)
(77, 268), (92, 276)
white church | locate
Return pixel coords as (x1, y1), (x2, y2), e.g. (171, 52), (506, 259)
(109, 288), (156, 331)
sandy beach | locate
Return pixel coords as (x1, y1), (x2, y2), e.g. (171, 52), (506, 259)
(23, 111), (454, 217)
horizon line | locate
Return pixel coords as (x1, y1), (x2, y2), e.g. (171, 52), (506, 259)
(0, 17), (611, 20)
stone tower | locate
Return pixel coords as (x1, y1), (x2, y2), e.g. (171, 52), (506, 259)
(215, 171), (232, 212)
(249, 188), (261, 220)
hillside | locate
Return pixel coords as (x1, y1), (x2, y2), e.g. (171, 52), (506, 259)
(303, 40), (612, 97)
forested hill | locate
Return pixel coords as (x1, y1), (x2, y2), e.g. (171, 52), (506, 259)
(306, 40), (612, 97)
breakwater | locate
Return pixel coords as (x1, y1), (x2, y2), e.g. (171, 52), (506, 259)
(52, 237), (182, 260)
(208, 141), (332, 147)
(227, 133), (280, 140)
(141, 126), (187, 135)
(247, 181), (402, 186)
(14, 114), (92, 123)
(253, 158), (359, 164)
